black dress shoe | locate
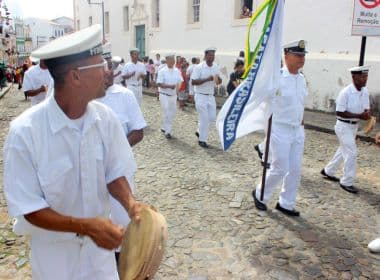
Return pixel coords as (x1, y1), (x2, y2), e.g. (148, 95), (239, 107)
(252, 190), (267, 211)
(198, 141), (208, 148)
(321, 169), (339, 182)
(195, 132), (199, 138)
(165, 133), (172, 139)
(160, 128), (165, 133)
(340, 184), (358, 194)
(254, 144), (263, 160)
(275, 203), (300, 216)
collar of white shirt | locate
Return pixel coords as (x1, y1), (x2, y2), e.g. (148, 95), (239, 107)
(282, 66), (302, 78)
(47, 95), (101, 134)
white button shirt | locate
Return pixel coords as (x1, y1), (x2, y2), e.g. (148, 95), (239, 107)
(272, 67), (308, 126)
(121, 61), (146, 86)
(156, 66), (183, 96)
(4, 95), (136, 279)
(113, 64), (124, 85)
(22, 64), (53, 106)
(191, 61), (221, 95)
(4, 95), (136, 241)
(336, 84), (370, 121)
(98, 84), (147, 135)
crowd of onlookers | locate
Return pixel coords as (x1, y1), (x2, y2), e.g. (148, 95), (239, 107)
(0, 59), (35, 90)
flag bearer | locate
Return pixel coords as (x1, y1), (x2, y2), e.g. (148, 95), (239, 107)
(253, 40), (308, 216)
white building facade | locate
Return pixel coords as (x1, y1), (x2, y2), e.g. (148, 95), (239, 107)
(73, 0), (380, 113)
(24, 18), (66, 50)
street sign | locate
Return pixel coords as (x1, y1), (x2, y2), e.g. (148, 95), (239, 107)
(352, 0), (380, 36)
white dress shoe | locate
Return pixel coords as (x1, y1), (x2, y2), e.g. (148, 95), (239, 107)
(368, 238), (380, 253)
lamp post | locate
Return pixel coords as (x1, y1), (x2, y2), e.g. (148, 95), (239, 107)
(87, 0), (105, 41)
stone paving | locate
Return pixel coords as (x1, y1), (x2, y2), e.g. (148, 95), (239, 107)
(0, 88), (379, 280)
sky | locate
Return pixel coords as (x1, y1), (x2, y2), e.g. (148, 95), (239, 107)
(6, 0), (73, 20)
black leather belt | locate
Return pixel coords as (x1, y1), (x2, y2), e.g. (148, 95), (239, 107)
(159, 92), (174, 96)
(338, 118), (358, 125)
(196, 92), (212, 96)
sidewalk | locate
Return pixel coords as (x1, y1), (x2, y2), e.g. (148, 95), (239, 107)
(0, 83), (13, 100)
(143, 87), (378, 143)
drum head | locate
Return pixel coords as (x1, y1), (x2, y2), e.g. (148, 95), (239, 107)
(118, 205), (168, 280)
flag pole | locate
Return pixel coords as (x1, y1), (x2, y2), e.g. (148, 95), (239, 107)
(260, 115), (272, 201)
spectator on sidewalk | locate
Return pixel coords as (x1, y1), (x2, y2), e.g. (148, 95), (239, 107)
(227, 59), (245, 96)
(178, 63), (188, 110)
(148, 59), (155, 87)
(321, 65), (371, 194)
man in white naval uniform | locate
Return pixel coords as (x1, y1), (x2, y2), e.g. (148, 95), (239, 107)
(98, 47), (147, 264)
(253, 40), (308, 216)
(156, 54), (183, 139)
(112, 56), (124, 86)
(191, 47), (222, 148)
(321, 66), (371, 194)
(22, 59), (53, 106)
(122, 48), (146, 106)
(3, 25), (142, 280)
(186, 57), (200, 103)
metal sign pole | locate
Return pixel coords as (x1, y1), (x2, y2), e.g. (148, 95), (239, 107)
(359, 36), (367, 66)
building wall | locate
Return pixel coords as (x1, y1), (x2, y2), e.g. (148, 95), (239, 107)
(24, 18), (65, 50)
(73, 0), (380, 112)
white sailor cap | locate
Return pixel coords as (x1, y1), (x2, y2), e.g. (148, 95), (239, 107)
(102, 42), (112, 60)
(112, 56), (122, 63)
(283, 40), (307, 54)
(129, 47), (140, 53)
(165, 53), (176, 59)
(349, 65), (370, 74)
(205, 47), (217, 53)
(29, 56), (40, 64)
(32, 24), (103, 65)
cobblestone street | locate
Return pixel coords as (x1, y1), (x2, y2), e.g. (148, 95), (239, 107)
(0, 87), (379, 280)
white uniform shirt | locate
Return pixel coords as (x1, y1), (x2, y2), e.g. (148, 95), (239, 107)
(121, 61), (146, 86)
(186, 64), (196, 95)
(4, 95), (136, 242)
(22, 64), (53, 106)
(272, 67), (308, 127)
(156, 66), (183, 96)
(191, 61), (221, 95)
(98, 84), (147, 135)
(154, 59), (161, 73)
(335, 84), (370, 121)
(113, 64), (124, 85)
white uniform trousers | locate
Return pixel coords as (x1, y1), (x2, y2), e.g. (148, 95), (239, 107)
(127, 84), (143, 106)
(256, 123), (305, 210)
(194, 93), (216, 142)
(160, 93), (177, 134)
(30, 235), (118, 280)
(324, 121), (358, 186)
